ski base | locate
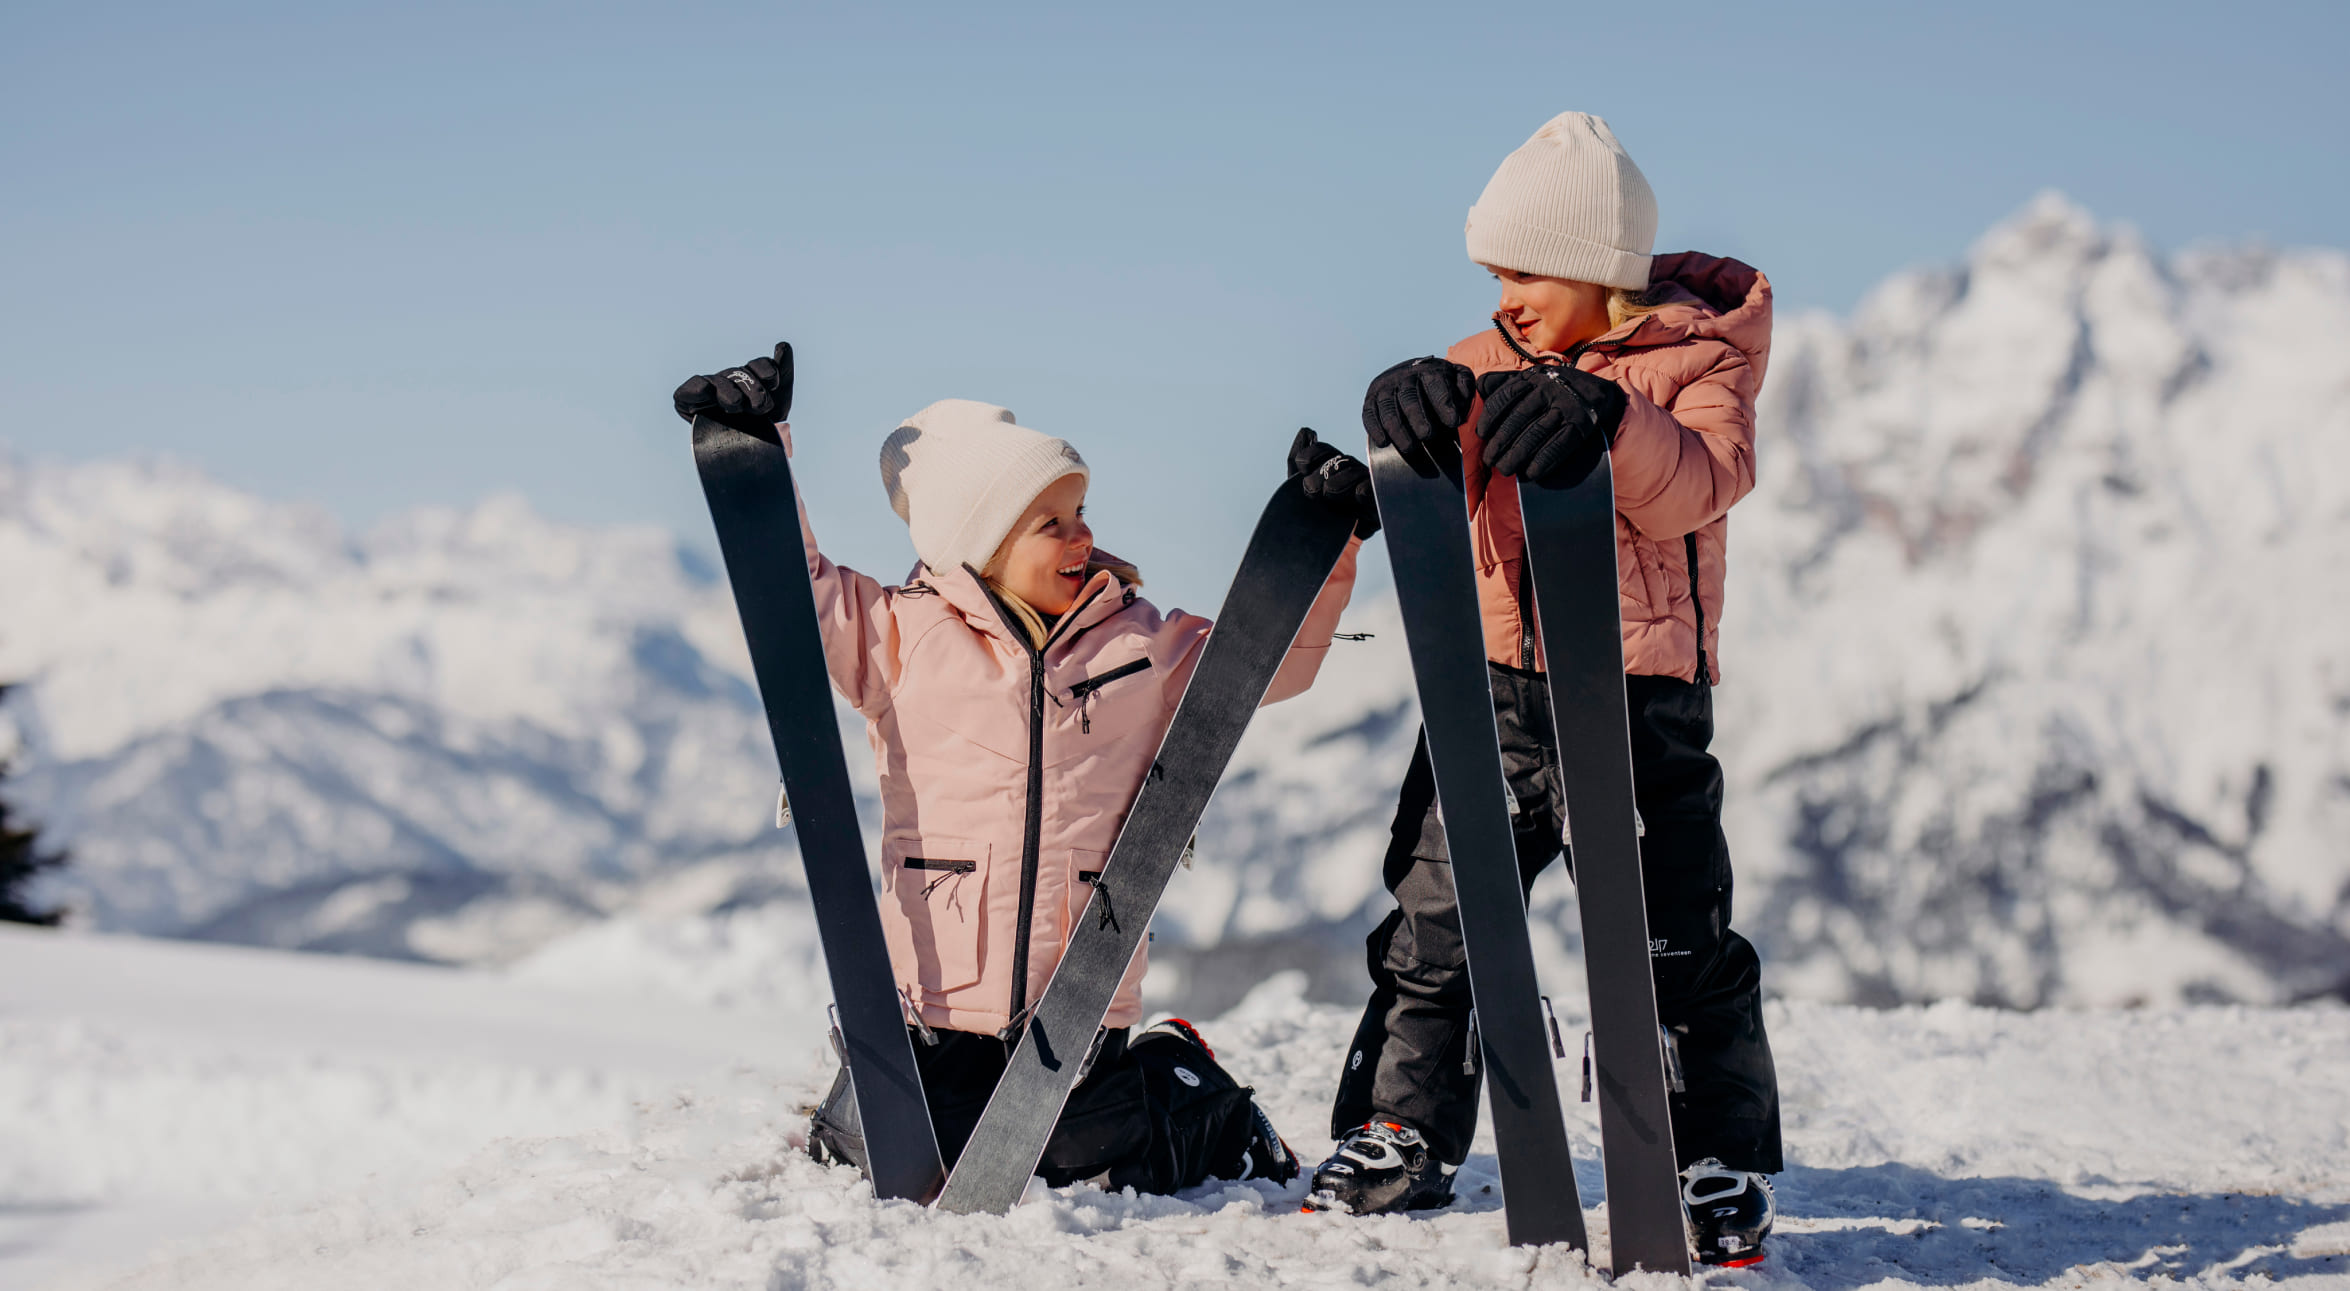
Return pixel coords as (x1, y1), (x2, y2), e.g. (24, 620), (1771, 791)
(1520, 452), (1691, 1277)
(1368, 439), (1589, 1253)
(691, 417), (946, 1204)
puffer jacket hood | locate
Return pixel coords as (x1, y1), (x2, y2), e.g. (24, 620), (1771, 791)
(1448, 251), (1770, 681)
(785, 433), (1362, 1035)
(1605, 252), (1772, 385)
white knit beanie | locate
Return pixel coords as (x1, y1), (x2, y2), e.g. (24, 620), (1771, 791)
(1464, 111), (1657, 290)
(879, 399), (1089, 575)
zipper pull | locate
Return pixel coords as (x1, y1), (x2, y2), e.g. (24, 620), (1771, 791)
(901, 990), (938, 1046)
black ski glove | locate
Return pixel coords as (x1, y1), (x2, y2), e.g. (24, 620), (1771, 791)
(673, 342), (794, 445)
(1290, 427), (1379, 538)
(1474, 365), (1628, 488)
(1361, 357), (1477, 458)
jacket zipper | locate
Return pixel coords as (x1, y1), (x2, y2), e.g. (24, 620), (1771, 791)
(1515, 558), (1537, 671)
(1684, 531), (1708, 684)
(1067, 657), (1152, 733)
(974, 574), (1109, 1033)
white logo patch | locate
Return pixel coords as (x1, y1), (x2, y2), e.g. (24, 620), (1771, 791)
(1349, 1050), (1364, 1070)
(1173, 1066), (1202, 1088)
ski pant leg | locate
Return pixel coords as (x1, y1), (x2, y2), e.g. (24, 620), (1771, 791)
(1620, 673), (1782, 1174)
(1330, 664), (1781, 1173)
(1331, 664), (1564, 1168)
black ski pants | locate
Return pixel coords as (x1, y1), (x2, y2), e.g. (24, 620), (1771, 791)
(1331, 662), (1783, 1174)
(915, 1025), (1265, 1193)
(919, 1027), (1151, 1187)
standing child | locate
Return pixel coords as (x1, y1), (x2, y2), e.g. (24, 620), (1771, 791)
(1307, 113), (1783, 1266)
(674, 349), (1379, 1194)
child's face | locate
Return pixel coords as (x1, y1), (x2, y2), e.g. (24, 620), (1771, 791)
(987, 472), (1094, 616)
(1483, 265), (1612, 355)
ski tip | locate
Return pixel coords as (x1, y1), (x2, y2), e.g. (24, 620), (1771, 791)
(1710, 1254), (1767, 1269)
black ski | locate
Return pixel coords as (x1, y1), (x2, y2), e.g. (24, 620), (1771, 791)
(1368, 440), (1590, 1252)
(934, 473), (1354, 1215)
(1519, 453), (1692, 1276)
(691, 416), (947, 1204)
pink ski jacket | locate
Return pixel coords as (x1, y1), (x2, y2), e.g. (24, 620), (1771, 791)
(1448, 253), (1771, 683)
(793, 469), (1362, 1036)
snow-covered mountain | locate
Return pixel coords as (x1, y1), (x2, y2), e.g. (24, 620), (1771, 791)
(0, 465), (804, 961)
(4, 194), (2346, 1008)
(1719, 194), (2350, 1007)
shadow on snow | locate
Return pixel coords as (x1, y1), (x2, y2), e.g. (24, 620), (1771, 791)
(1438, 1156), (2349, 1284)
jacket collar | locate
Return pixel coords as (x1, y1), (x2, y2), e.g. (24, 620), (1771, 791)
(928, 557), (1133, 656)
(1493, 253), (1773, 379)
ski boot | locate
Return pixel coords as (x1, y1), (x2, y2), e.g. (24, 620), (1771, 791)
(1136, 1018), (1299, 1184)
(1301, 1120), (1456, 1214)
(1238, 1100), (1301, 1184)
(805, 1031), (869, 1176)
(1682, 1158), (1774, 1266)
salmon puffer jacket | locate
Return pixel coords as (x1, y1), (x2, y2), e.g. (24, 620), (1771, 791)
(1450, 252), (1770, 682)
(793, 471), (1362, 1035)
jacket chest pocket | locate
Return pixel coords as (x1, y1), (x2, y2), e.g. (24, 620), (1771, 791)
(882, 836), (991, 996)
(1065, 656), (1154, 735)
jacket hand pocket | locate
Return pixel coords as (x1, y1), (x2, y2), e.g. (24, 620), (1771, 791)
(882, 835), (991, 997)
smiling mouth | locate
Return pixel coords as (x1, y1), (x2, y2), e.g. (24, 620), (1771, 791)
(1057, 561), (1086, 578)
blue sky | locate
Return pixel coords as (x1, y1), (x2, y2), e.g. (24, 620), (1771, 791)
(4, 1), (2344, 609)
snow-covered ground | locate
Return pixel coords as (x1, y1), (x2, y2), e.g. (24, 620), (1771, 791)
(7, 923), (2347, 1290)
(0, 924), (810, 1289)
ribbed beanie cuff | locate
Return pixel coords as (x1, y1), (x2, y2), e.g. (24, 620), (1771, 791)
(1464, 112), (1657, 290)
(1465, 213), (1653, 291)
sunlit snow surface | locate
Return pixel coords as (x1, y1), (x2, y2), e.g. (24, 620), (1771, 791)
(5, 926), (2348, 1290)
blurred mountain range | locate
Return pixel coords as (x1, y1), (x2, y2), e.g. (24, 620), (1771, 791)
(5, 195), (2346, 1008)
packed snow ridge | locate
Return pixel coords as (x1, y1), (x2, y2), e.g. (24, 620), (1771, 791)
(4, 193), (2348, 1008)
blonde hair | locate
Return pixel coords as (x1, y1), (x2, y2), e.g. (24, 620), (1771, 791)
(1606, 284), (1669, 331)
